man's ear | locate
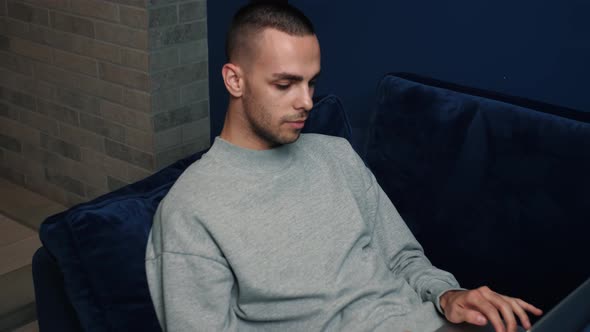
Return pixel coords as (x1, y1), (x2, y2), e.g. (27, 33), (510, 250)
(222, 63), (244, 98)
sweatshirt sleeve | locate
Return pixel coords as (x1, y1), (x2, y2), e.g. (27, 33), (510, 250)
(145, 200), (239, 331)
(323, 135), (465, 315)
(365, 167), (464, 314)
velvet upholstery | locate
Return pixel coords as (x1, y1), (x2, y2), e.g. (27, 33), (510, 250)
(366, 74), (590, 313)
(303, 93), (352, 138)
(32, 246), (82, 332)
(34, 94), (351, 332)
(38, 152), (204, 332)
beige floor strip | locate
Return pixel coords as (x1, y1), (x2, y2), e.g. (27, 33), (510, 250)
(0, 216), (35, 247)
(0, 236), (41, 277)
(11, 320), (39, 332)
(0, 179), (62, 332)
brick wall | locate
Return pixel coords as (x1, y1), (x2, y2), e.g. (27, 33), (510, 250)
(0, 0), (210, 207)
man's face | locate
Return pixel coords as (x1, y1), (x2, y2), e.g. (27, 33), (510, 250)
(240, 28), (321, 149)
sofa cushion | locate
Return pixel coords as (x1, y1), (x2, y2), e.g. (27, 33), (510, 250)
(303, 93), (352, 139)
(366, 74), (590, 312)
(39, 94), (351, 332)
(40, 154), (202, 332)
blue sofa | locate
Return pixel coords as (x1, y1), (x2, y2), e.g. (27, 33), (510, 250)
(365, 73), (589, 316)
(32, 74), (590, 331)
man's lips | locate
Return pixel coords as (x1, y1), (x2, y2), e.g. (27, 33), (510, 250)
(285, 119), (306, 129)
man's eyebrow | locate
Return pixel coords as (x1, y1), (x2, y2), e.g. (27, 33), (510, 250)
(272, 73), (303, 81)
(271, 71), (321, 82)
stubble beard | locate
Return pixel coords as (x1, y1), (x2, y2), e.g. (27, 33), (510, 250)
(243, 95), (305, 148)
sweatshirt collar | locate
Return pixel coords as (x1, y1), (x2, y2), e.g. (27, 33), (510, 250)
(208, 136), (295, 173)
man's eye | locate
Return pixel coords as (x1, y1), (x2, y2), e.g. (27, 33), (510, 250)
(309, 80), (316, 88)
(276, 84), (290, 90)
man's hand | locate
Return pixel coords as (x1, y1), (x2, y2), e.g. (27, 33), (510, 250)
(439, 286), (543, 332)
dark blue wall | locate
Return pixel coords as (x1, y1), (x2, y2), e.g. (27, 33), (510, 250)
(207, 1), (590, 144)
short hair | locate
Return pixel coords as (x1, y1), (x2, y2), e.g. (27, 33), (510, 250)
(225, 1), (315, 62)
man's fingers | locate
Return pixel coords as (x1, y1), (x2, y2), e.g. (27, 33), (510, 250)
(507, 297), (543, 330)
(443, 287), (544, 332)
(479, 288), (543, 332)
(477, 302), (506, 332)
(504, 297), (532, 330)
(514, 298), (543, 316)
(460, 308), (488, 326)
(466, 289), (506, 332)
(481, 291), (519, 332)
(444, 301), (487, 326)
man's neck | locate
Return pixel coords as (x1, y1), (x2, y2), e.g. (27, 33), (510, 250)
(220, 104), (276, 151)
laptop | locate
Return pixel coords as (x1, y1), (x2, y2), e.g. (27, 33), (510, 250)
(435, 277), (590, 332)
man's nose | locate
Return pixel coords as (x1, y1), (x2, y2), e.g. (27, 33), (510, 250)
(296, 86), (313, 112)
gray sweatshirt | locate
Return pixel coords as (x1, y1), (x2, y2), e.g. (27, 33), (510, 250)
(145, 134), (461, 331)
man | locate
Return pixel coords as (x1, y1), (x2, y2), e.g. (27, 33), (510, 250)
(145, 2), (542, 331)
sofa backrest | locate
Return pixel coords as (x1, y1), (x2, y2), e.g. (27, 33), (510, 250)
(365, 74), (590, 313)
